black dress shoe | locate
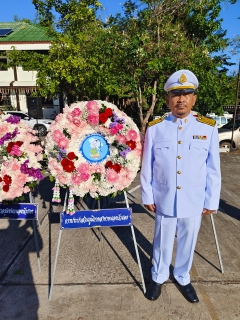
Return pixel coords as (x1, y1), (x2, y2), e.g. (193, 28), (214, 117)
(179, 283), (199, 303)
(145, 280), (162, 301)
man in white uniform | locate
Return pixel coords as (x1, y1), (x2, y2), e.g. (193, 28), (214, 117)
(140, 70), (221, 303)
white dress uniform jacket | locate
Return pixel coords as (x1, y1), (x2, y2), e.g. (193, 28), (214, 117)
(141, 113), (221, 217)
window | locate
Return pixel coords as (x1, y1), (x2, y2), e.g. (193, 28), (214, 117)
(221, 117), (227, 125)
(213, 117), (220, 125)
(0, 58), (7, 71)
(221, 120), (240, 130)
(0, 93), (10, 106)
(7, 111), (29, 120)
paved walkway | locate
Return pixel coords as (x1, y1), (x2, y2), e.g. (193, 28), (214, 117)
(0, 152), (240, 320)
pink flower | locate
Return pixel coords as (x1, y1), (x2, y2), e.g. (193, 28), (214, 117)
(23, 186), (31, 193)
(106, 168), (119, 183)
(72, 173), (83, 184)
(87, 114), (99, 125)
(10, 145), (22, 157)
(86, 100), (99, 113)
(58, 137), (69, 149)
(116, 134), (127, 144)
(70, 121), (88, 137)
(81, 172), (90, 181)
(116, 124), (123, 131)
(15, 174), (27, 187)
(52, 129), (63, 142)
(66, 114), (73, 123)
(55, 113), (64, 122)
(72, 171), (90, 184)
(110, 126), (119, 135)
(77, 163), (90, 174)
(72, 108), (82, 117)
(0, 124), (10, 135)
(73, 118), (81, 126)
(126, 129), (138, 141)
(90, 164), (105, 175)
(117, 168), (131, 187)
(11, 161), (20, 172)
(134, 148), (142, 157)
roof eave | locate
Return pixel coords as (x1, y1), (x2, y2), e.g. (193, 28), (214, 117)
(0, 41), (51, 44)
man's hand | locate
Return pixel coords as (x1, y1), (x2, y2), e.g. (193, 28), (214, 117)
(202, 208), (216, 217)
(144, 204), (156, 213)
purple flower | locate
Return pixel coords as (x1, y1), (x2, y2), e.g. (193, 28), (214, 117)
(0, 128), (19, 145)
(109, 122), (118, 129)
(20, 160), (44, 180)
(112, 112), (125, 124)
(20, 160), (30, 174)
(6, 115), (21, 124)
(56, 148), (67, 160)
(120, 147), (131, 158)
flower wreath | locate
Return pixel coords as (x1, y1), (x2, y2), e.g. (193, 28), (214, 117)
(45, 100), (142, 214)
(0, 114), (44, 202)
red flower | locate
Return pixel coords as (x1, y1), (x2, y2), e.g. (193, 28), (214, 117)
(15, 141), (23, 147)
(61, 158), (75, 173)
(61, 158), (69, 166)
(6, 142), (15, 153)
(99, 112), (108, 124)
(3, 175), (12, 185)
(126, 140), (137, 150)
(64, 163), (75, 173)
(105, 161), (121, 173)
(112, 163), (122, 173)
(0, 177), (2, 182)
(67, 152), (76, 160)
(105, 161), (113, 168)
(105, 108), (113, 117)
(2, 185), (10, 192)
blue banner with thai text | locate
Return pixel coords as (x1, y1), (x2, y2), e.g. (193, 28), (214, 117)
(61, 208), (132, 229)
(0, 203), (38, 220)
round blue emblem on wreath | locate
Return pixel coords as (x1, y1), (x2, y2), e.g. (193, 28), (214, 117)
(80, 133), (110, 163)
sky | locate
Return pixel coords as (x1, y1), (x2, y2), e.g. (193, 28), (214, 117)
(1, 0), (240, 72)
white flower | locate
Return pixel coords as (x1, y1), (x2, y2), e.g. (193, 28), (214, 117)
(104, 118), (111, 128)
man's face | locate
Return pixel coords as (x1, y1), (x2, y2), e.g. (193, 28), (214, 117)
(166, 91), (197, 119)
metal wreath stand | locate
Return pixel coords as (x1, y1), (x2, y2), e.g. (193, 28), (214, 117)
(49, 187), (146, 300)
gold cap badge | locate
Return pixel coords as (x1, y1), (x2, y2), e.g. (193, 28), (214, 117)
(179, 73), (187, 84)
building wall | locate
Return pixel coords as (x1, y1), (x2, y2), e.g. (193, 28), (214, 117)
(10, 93), (28, 112)
(15, 67), (37, 81)
(0, 57), (38, 111)
(0, 42), (51, 114)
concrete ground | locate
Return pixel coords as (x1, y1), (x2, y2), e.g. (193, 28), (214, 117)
(0, 152), (240, 320)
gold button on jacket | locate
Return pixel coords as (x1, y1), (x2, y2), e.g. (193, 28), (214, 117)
(177, 186), (181, 190)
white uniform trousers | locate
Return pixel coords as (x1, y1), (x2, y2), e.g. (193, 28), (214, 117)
(152, 213), (202, 286)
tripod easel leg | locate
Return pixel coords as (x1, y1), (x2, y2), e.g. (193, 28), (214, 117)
(210, 214), (224, 273)
(124, 191), (146, 293)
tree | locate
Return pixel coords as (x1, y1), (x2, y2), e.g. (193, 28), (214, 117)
(104, 0), (233, 132)
(8, 1), (110, 101)
(7, 0), (235, 133)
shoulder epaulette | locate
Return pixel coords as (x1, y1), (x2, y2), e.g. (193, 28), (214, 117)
(148, 116), (165, 127)
(197, 115), (216, 127)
